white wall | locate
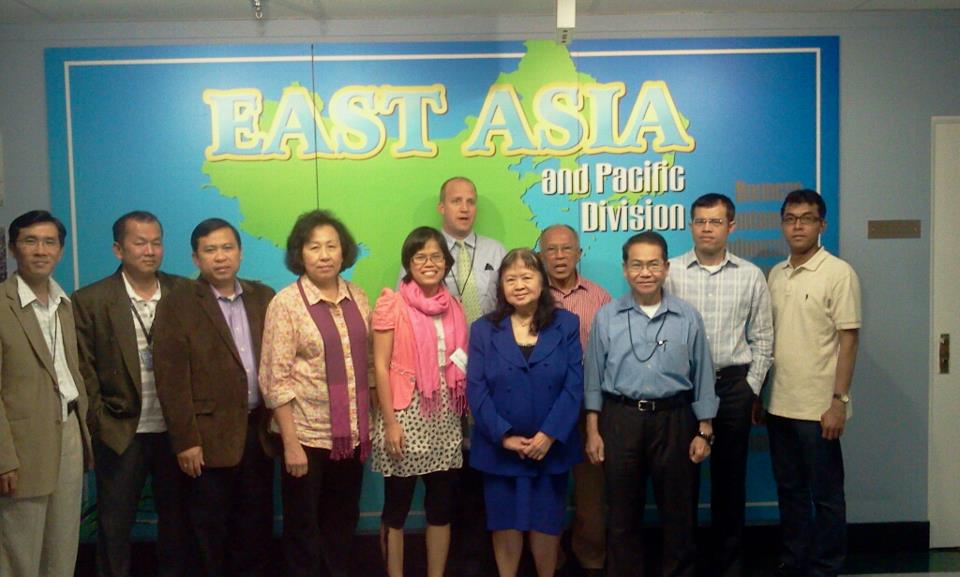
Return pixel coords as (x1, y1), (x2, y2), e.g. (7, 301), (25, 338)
(2, 9), (959, 523)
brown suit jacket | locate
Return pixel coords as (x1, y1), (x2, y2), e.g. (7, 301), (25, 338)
(72, 269), (187, 455)
(0, 275), (93, 499)
(153, 277), (274, 468)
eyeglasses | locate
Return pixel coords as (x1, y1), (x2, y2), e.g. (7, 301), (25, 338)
(691, 218), (726, 228)
(781, 215), (822, 226)
(626, 260), (665, 273)
(17, 237), (60, 249)
(412, 253), (445, 265)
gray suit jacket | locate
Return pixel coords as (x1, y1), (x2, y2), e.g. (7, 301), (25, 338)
(0, 275), (93, 499)
(72, 269), (187, 455)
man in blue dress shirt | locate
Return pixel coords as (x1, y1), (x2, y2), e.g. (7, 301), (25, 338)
(585, 231), (718, 577)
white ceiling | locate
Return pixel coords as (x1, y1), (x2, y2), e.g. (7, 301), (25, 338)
(1, 0), (958, 25)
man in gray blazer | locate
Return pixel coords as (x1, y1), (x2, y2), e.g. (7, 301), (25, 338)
(0, 210), (93, 577)
(73, 211), (190, 577)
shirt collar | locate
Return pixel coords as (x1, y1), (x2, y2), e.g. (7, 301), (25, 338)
(15, 272), (68, 310)
(680, 249), (741, 271)
(548, 272), (587, 295)
(780, 246), (829, 272)
(210, 280), (243, 302)
(301, 275), (352, 306)
(121, 270), (161, 303)
(442, 229), (476, 249)
(614, 290), (680, 317)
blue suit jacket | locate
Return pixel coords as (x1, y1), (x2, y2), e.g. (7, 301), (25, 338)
(467, 309), (583, 476)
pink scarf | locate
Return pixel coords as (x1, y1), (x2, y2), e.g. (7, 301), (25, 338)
(398, 280), (467, 416)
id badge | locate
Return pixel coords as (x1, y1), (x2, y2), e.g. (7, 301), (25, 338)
(140, 348), (154, 371)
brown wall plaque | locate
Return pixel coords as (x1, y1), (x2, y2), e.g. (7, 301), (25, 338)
(867, 219), (922, 239)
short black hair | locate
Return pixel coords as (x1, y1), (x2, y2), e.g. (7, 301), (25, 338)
(9, 210), (66, 247)
(439, 176), (476, 203)
(285, 210), (359, 275)
(401, 226), (453, 284)
(113, 211), (163, 243)
(781, 189), (827, 219)
(190, 218), (241, 252)
(622, 231), (668, 263)
(488, 248), (557, 335)
(691, 193), (736, 222)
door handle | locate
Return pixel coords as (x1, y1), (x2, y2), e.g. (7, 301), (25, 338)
(940, 333), (950, 374)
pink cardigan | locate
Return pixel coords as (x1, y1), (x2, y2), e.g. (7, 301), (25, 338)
(372, 288), (420, 411)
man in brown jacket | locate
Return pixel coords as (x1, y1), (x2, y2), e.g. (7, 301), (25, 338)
(73, 211), (190, 577)
(0, 210), (93, 577)
(153, 218), (275, 577)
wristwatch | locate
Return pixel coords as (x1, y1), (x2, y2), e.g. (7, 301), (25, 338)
(833, 393), (850, 404)
(696, 430), (715, 446)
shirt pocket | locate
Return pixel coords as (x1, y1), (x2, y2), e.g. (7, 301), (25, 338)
(659, 341), (692, 380)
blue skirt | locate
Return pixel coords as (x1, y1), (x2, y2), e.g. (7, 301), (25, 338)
(482, 472), (569, 536)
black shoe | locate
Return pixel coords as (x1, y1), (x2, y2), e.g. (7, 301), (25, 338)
(772, 563), (800, 577)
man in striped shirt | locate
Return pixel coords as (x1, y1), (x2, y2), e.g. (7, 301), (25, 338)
(664, 193), (774, 577)
(539, 224), (611, 577)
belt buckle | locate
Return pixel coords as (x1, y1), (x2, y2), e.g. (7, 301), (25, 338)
(636, 399), (656, 412)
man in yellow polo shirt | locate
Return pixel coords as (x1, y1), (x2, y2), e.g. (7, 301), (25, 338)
(764, 189), (861, 577)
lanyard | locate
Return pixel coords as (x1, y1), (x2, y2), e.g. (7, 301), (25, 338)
(627, 308), (667, 363)
(46, 305), (60, 362)
(130, 301), (154, 345)
(448, 232), (478, 299)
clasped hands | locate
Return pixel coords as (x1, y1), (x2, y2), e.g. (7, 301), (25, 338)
(502, 431), (554, 460)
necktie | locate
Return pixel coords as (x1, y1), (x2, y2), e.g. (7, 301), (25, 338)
(456, 239), (482, 323)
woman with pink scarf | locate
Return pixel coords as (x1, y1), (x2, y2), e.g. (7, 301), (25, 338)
(371, 226), (468, 577)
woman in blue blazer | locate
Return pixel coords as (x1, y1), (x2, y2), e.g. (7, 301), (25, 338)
(467, 248), (583, 577)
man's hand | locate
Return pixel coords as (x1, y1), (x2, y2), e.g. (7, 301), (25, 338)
(751, 396), (766, 426)
(820, 400), (847, 440)
(689, 436), (711, 463)
(0, 470), (18, 496)
(690, 421), (713, 463)
(522, 432), (555, 461)
(177, 446), (205, 478)
(585, 430), (604, 465)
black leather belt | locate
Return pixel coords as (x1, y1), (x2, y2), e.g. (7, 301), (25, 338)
(603, 391), (691, 412)
(716, 364), (749, 380)
(67, 400), (79, 415)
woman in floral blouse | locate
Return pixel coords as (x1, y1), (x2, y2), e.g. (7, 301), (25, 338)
(259, 210), (373, 577)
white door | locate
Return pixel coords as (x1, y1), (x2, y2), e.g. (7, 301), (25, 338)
(929, 116), (960, 548)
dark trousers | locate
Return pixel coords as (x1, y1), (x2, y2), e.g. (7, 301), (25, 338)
(767, 414), (846, 577)
(94, 432), (190, 577)
(706, 372), (755, 577)
(382, 469), (457, 528)
(451, 450), (495, 577)
(602, 398), (699, 577)
(183, 415), (274, 577)
(280, 445), (364, 577)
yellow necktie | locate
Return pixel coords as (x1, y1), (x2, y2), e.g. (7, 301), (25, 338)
(456, 240), (482, 323)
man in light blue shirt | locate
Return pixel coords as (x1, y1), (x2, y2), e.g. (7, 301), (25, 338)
(585, 231), (718, 577)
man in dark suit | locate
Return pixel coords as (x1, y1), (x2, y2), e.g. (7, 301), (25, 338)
(0, 210), (94, 577)
(73, 211), (190, 577)
(153, 218), (275, 577)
